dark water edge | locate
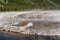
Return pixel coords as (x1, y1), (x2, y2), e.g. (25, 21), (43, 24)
(0, 31), (60, 40)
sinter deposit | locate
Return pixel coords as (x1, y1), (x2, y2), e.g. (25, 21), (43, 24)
(0, 10), (60, 36)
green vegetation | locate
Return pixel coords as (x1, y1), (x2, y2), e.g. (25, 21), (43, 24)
(0, 0), (60, 11)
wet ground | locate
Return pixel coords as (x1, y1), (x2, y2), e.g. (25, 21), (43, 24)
(0, 31), (60, 40)
(0, 31), (30, 40)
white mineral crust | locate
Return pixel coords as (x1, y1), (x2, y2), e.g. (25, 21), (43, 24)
(0, 10), (60, 35)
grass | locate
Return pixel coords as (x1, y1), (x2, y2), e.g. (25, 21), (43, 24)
(0, 0), (60, 11)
